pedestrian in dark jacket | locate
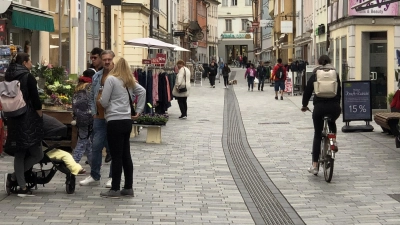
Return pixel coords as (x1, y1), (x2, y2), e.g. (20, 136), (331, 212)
(242, 55), (248, 68)
(256, 61), (268, 91)
(4, 53), (44, 197)
(222, 64), (231, 88)
(208, 59), (218, 88)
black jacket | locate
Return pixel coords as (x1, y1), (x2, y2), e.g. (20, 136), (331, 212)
(4, 63), (43, 154)
(208, 63), (218, 76)
(302, 65), (341, 107)
(256, 66), (267, 78)
(222, 66), (231, 76)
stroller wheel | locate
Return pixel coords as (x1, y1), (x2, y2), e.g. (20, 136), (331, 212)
(65, 174), (76, 194)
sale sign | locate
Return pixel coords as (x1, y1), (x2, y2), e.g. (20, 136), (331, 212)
(151, 53), (167, 66)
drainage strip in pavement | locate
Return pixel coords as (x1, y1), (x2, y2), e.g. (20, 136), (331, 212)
(222, 87), (305, 225)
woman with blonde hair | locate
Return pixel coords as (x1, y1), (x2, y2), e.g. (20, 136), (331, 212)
(98, 57), (146, 198)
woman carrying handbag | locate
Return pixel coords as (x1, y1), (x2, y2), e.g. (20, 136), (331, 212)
(172, 60), (191, 119)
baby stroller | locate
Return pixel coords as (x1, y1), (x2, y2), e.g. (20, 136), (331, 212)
(7, 114), (76, 194)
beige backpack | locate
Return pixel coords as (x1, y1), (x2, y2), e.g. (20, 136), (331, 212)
(313, 68), (338, 98)
(0, 80), (27, 118)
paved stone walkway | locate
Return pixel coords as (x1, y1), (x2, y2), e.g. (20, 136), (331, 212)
(0, 68), (400, 224)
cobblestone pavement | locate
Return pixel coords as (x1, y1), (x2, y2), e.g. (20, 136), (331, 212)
(0, 68), (400, 224)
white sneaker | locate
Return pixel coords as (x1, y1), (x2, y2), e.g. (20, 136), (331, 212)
(308, 166), (319, 175)
(106, 179), (112, 188)
(79, 176), (100, 186)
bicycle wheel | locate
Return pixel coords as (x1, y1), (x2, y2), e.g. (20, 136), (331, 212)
(323, 155), (334, 183)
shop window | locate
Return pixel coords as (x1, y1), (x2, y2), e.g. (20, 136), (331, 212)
(87, 4), (101, 55)
(241, 19), (248, 31)
(225, 19), (232, 32)
(341, 36), (347, 80)
(231, 0), (237, 6)
(335, 38), (340, 72)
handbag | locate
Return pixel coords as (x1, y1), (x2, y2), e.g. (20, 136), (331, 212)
(178, 68), (187, 93)
(126, 88), (136, 116)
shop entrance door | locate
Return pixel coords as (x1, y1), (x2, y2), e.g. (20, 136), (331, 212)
(370, 42), (387, 109)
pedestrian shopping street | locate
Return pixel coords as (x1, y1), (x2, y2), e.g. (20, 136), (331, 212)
(1, 68), (400, 225)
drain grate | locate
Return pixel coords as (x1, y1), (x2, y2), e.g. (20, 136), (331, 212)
(258, 122), (290, 125)
(222, 89), (304, 225)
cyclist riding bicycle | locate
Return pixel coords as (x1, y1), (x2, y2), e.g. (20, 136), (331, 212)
(301, 55), (341, 175)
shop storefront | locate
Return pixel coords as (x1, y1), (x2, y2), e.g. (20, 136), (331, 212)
(217, 33), (254, 65)
(328, 1), (399, 110)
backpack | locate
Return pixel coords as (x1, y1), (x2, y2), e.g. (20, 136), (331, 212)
(313, 68), (338, 98)
(276, 65), (285, 80)
(72, 85), (93, 128)
(0, 76), (28, 118)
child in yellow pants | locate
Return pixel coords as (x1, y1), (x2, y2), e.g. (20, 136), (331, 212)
(46, 149), (84, 176)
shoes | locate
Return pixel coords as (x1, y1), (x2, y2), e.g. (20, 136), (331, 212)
(251, 89), (253, 92)
(308, 166), (319, 175)
(258, 89), (260, 91)
(275, 96), (278, 100)
(100, 189), (120, 199)
(261, 89), (264, 91)
(106, 178), (112, 188)
(4, 173), (11, 195)
(396, 136), (400, 148)
(179, 115), (187, 119)
(213, 85), (215, 88)
(77, 169), (86, 176)
(105, 154), (112, 163)
(248, 88), (250, 91)
(79, 176), (100, 186)
(281, 96), (283, 100)
(17, 188), (34, 197)
(121, 188), (134, 197)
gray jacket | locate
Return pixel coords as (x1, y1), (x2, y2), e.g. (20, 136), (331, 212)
(99, 76), (146, 122)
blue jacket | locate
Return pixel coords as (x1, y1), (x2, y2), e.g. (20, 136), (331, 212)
(89, 69), (104, 116)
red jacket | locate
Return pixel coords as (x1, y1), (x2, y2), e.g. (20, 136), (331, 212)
(391, 90), (400, 110)
(272, 63), (287, 81)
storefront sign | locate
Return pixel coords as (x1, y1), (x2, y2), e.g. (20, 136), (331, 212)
(173, 31), (186, 37)
(142, 59), (151, 65)
(348, 0), (398, 16)
(342, 81), (372, 122)
(260, 20), (274, 28)
(281, 21), (293, 34)
(151, 54), (166, 66)
(221, 33), (248, 39)
(190, 42), (198, 48)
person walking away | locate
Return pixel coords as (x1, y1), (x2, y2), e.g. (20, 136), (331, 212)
(256, 61), (267, 91)
(72, 68), (96, 174)
(272, 58), (287, 100)
(173, 60), (191, 119)
(264, 61), (272, 83)
(80, 50), (115, 188)
(242, 55), (248, 69)
(98, 57), (146, 198)
(301, 55), (341, 175)
(245, 64), (257, 91)
(218, 58), (224, 82)
(208, 59), (218, 88)
(222, 64), (231, 88)
(4, 53), (44, 197)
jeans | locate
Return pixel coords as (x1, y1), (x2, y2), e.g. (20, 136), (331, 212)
(312, 102), (341, 162)
(209, 75), (216, 86)
(258, 76), (265, 90)
(73, 126), (92, 165)
(91, 118), (112, 180)
(13, 144), (43, 189)
(247, 76), (255, 90)
(177, 97), (188, 117)
(223, 76), (229, 86)
(107, 120), (133, 190)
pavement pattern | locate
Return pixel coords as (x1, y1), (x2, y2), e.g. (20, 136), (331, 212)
(0, 68), (399, 225)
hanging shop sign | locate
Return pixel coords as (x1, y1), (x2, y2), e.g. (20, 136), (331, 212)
(348, 0), (398, 16)
(189, 42), (198, 49)
(173, 31), (186, 37)
(142, 59), (151, 65)
(281, 21), (293, 34)
(260, 20), (274, 28)
(252, 21), (259, 28)
(315, 24), (326, 36)
(221, 33), (248, 39)
(151, 53), (167, 66)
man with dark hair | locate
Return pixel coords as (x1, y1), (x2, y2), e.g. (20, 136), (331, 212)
(89, 48), (104, 72)
(272, 58), (287, 100)
(208, 59), (218, 88)
(242, 55), (248, 69)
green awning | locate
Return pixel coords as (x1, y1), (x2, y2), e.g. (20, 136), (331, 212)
(12, 8), (54, 32)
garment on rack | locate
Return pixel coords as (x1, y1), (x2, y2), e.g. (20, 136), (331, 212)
(145, 71), (153, 114)
(155, 72), (171, 114)
(167, 73), (176, 99)
(165, 75), (171, 102)
(153, 73), (159, 105)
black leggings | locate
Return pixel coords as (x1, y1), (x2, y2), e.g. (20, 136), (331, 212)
(223, 76), (229, 86)
(176, 97), (188, 117)
(312, 102), (341, 162)
(107, 119), (133, 190)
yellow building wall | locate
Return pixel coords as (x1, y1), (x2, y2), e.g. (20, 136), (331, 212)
(355, 26), (395, 91)
(123, 11), (150, 65)
(38, 0), (49, 63)
(329, 27), (347, 76)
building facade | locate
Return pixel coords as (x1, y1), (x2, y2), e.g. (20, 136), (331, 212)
(261, 0), (274, 62)
(328, 1), (400, 110)
(218, 0), (254, 65)
(207, 0), (220, 62)
(293, 0), (313, 63)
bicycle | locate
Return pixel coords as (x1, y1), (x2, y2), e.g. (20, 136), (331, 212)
(305, 108), (337, 183)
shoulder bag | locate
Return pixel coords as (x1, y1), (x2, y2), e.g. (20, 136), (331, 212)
(126, 87), (136, 116)
(178, 68), (187, 93)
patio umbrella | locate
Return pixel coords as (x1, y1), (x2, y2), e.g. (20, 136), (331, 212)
(124, 37), (176, 50)
(171, 45), (190, 52)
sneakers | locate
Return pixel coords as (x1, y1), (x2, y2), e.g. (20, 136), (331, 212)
(213, 85), (215, 88)
(105, 154), (112, 163)
(4, 173), (11, 195)
(120, 188), (134, 197)
(79, 176), (100, 186)
(179, 116), (187, 119)
(106, 178), (112, 188)
(275, 96), (278, 100)
(100, 190), (120, 199)
(281, 96), (283, 100)
(308, 166), (319, 175)
(17, 188), (34, 197)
